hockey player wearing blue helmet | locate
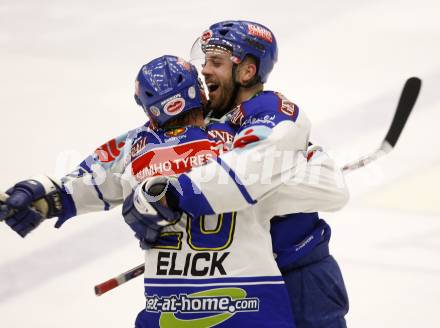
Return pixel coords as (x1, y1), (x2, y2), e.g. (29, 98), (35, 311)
(128, 54), (300, 328)
(190, 20), (278, 118)
(177, 20), (349, 328)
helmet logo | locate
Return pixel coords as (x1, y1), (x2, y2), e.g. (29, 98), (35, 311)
(201, 29), (213, 44)
(177, 57), (191, 71)
(149, 106), (161, 117)
(247, 23), (273, 43)
(188, 86), (196, 99)
(164, 98), (185, 116)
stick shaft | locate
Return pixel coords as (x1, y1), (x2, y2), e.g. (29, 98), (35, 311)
(94, 264), (145, 296)
(342, 77), (421, 173)
(342, 141), (392, 173)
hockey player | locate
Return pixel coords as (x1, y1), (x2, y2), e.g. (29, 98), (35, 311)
(145, 20), (349, 327)
(126, 55), (301, 327)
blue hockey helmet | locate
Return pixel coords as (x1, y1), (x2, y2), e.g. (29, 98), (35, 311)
(200, 20), (278, 83)
(134, 55), (203, 127)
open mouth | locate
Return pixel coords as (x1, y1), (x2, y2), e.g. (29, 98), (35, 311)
(207, 82), (219, 93)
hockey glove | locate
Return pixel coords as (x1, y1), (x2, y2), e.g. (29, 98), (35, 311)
(0, 176), (74, 237)
(122, 177), (182, 250)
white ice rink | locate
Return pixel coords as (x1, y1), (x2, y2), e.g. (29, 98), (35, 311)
(0, 1), (439, 327)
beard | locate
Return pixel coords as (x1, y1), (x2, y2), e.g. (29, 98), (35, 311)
(207, 79), (238, 119)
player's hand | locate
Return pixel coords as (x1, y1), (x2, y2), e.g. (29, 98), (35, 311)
(1, 176), (66, 238)
(122, 177), (181, 250)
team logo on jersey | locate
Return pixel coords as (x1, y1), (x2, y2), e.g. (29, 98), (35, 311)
(164, 127), (187, 138)
(247, 23), (273, 43)
(201, 29), (213, 44)
(164, 97), (185, 116)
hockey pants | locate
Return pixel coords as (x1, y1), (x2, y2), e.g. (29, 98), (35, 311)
(281, 240), (349, 328)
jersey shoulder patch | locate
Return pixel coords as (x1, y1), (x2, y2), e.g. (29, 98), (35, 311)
(94, 132), (128, 164)
(228, 91), (299, 126)
(206, 122), (235, 145)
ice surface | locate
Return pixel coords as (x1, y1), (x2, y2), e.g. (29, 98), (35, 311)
(0, 1), (439, 327)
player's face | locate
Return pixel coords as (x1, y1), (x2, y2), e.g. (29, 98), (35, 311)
(201, 51), (235, 113)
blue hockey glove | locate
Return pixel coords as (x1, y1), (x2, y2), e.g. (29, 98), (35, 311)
(0, 176), (74, 237)
(122, 177), (181, 250)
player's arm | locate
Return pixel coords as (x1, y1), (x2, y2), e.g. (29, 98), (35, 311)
(258, 146), (349, 218)
(166, 98), (311, 218)
(59, 131), (130, 222)
(0, 131), (131, 237)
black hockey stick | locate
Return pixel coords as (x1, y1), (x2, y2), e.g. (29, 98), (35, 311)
(342, 77), (422, 172)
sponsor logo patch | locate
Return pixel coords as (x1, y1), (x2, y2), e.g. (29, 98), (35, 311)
(164, 127), (187, 138)
(132, 139), (220, 181)
(188, 86), (196, 99)
(149, 106), (161, 117)
(201, 29), (213, 44)
(130, 136), (148, 158)
(94, 138), (125, 163)
(247, 23), (273, 43)
(275, 92), (299, 121)
(164, 98), (185, 116)
(145, 287), (260, 327)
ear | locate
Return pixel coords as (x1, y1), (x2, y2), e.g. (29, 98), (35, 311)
(236, 60), (257, 85)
